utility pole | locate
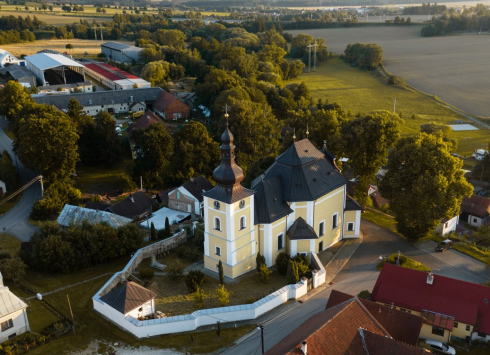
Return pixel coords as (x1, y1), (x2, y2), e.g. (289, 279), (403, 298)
(393, 97), (396, 117)
(307, 42), (318, 72)
(93, 25), (97, 43)
(258, 325), (265, 354)
(100, 25), (103, 42)
(67, 294), (75, 335)
(40, 175), (44, 197)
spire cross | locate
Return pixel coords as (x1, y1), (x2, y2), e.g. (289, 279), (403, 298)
(306, 123), (309, 138)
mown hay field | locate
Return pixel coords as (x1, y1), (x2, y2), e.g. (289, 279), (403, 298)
(0, 38), (133, 56)
(290, 57), (489, 157)
(287, 26), (490, 118)
(0, 10), (111, 24)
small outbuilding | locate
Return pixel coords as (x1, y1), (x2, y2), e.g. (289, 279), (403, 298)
(140, 207), (191, 231)
(153, 90), (190, 120)
(108, 191), (154, 220)
(0, 273), (30, 343)
(57, 204), (132, 228)
(167, 176), (214, 216)
(101, 42), (143, 63)
(100, 281), (156, 319)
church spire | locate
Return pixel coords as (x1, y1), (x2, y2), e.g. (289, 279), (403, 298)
(212, 110), (244, 187)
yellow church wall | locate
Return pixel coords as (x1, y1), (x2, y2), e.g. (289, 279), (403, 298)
(236, 242), (254, 264)
(344, 210), (357, 236)
(207, 234), (228, 262)
(206, 200), (228, 240)
(314, 186), (344, 248)
(296, 240), (311, 254)
(231, 254), (255, 278)
(271, 218), (287, 264)
(295, 202), (307, 221)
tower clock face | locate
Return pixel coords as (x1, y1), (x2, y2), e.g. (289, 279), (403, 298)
(239, 200), (245, 209)
(213, 201), (220, 210)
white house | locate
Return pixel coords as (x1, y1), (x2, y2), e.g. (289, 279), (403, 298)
(99, 281), (156, 319)
(435, 215), (459, 236)
(0, 49), (19, 68)
(167, 176), (214, 216)
(0, 273), (29, 343)
(0, 180), (6, 197)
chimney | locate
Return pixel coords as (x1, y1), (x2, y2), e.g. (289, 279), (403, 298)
(190, 177), (194, 182)
(427, 272), (434, 285)
(301, 341), (307, 355)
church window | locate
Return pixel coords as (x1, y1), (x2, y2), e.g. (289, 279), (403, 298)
(240, 216), (246, 230)
(347, 222), (354, 231)
(277, 234), (284, 251)
(332, 213), (338, 229)
(214, 217), (221, 231)
(319, 221), (325, 236)
(215, 246), (221, 256)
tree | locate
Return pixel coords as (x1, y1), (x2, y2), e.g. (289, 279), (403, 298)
(286, 260), (299, 284)
(167, 259), (184, 280)
(168, 122), (220, 185)
(379, 133), (473, 241)
(67, 98), (91, 127)
(0, 257), (26, 283)
(185, 270), (206, 293)
(132, 124), (174, 188)
(340, 111), (403, 208)
(217, 259), (224, 284)
(164, 217), (171, 238)
(141, 60), (170, 87)
(16, 109), (79, 181)
(65, 43), (74, 52)
(344, 43), (383, 70)
(275, 252), (290, 275)
(0, 151), (16, 192)
(150, 222), (157, 241)
(0, 81), (33, 123)
(152, 29), (186, 48)
(216, 284), (229, 306)
(420, 122), (457, 152)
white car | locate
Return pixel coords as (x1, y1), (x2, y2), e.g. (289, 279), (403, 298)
(425, 339), (456, 355)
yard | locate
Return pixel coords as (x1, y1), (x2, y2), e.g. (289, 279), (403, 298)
(290, 57), (490, 157)
(75, 158), (132, 196)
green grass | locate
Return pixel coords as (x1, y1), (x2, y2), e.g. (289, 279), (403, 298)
(291, 57), (490, 157)
(26, 300), (60, 332)
(0, 233), (21, 256)
(362, 209), (399, 235)
(75, 159), (131, 195)
(378, 253), (431, 272)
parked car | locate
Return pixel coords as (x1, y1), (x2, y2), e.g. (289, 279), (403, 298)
(435, 239), (454, 252)
(424, 339), (456, 355)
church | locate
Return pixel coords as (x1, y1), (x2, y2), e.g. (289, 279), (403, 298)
(203, 116), (362, 279)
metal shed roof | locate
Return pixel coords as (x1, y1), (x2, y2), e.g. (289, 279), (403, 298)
(25, 53), (84, 71)
(0, 285), (27, 317)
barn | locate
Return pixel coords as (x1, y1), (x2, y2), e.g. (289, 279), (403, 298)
(100, 42), (142, 63)
(25, 53), (85, 86)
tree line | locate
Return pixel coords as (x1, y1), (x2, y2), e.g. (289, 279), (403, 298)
(421, 4), (490, 36)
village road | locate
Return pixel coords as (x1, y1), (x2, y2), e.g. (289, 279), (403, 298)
(0, 118), (40, 241)
(225, 219), (490, 355)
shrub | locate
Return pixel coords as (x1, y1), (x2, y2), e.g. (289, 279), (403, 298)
(216, 284), (229, 306)
(177, 246), (191, 258)
(286, 260), (299, 284)
(167, 260), (184, 280)
(217, 260), (224, 284)
(139, 267), (154, 279)
(192, 287), (205, 309)
(185, 270), (205, 293)
(258, 263), (272, 284)
(292, 254), (310, 278)
(0, 250), (11, 261)
(357, 290), (371, 299)
(256, 252), (266, 272)
(276, 252), (290, 275)
(194, 226), (204, 250)
(150, 222), (157, 241)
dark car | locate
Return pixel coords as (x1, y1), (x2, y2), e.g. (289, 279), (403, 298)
(435, 239), (454, 252)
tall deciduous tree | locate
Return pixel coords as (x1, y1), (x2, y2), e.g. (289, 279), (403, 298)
(0, 81), (33, 125)
(133, 124), (174, 188)
(15, 110), (79, 181)
(420, 122), (457, 152)
(379, 133), (473, 241)
(340, 111), (403, 208)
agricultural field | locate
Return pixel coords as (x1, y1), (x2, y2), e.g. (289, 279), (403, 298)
(287, 26), (490, 118)
(0, 10), (110, 24)
(0, 38), (133, 57)
(291, 57), (489, 157)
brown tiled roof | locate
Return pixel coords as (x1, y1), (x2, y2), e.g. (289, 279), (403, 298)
(350, 329), (427, 355)
(371, 191), (389, 209)
(100, 281), (156, 314)
(108, 191), (153, 219)
(461, 194), (490, 217)
(156, 187), (175, 204)
(127, 110), (170, 138)
(326, 290), (423, 346)
(153, 90), (178, 112)
(182, 176), (214, 202)
(265, 299), (390, 355)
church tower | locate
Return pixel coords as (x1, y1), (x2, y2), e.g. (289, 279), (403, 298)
(202, 114), (256, 279)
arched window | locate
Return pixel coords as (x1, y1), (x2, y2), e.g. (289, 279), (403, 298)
(240, 216), (246, 230)
(214, 217), (221, 231)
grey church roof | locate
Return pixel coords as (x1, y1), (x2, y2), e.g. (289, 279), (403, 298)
(32, 87), (162, 110)
(252, 139), (347, 203)
(345, 196), (362, 211)
(287, 217), (318, 240)
(203, 184), (254, 204)
(254, 176), (293, 224)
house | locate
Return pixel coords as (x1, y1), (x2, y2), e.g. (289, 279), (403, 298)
(153, 90), (190, 120)
(326, 290), (424, 346)
(57, 204), (132, 228)
(168, 176), (214, 216)
(32, 87), (162, 116)
(371, 263), (490, 343)
(0, 65), (37, 88)
(265, 294), (426, 354)
(99, 281), (156, 319)
(435, 215), (460, 236)
(139, 207), (191, 231)
(37, 81), (93, 95)
(202, 119), (362, 279)
(108, 191), (154, 220)
(156, 187), (175, 205)
(460, 194), (490, 227)
(347, 181), (388, 209)
(126, 110), (171, 141)
(0, 49), (19, 68)
(0, 180), (6, 196)
(0, 273), (29, 343)
(101, 42), (143, 63)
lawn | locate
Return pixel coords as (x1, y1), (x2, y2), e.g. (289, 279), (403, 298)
(0, 39), (133, 57)
(362, 209), (398, 236)
(377, 252), (431, 272)
(0, 233), (21, 256)
(290, 57), (490, 157)
(75, 159), (132, 196)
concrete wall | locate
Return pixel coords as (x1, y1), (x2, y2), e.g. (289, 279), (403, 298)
(311, 252), (326, 288)
(0, 308), (29, 343)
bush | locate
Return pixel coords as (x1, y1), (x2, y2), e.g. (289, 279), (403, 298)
(344, 43), (383, 70)
(185, 270), (205, 293)
(177, 246), (191, 258)
(357, 290), (371, 299)
(167, 260), (184, 280)
(286, 260), (299, 284)
(194, 226), (204, 250)
(140, 267), (154, 279)
(192, 287), (205, 309)
(276, 252), (290, 275)
(216, 284), (229, 306)
(0, 250), (11, 261)
(258, 263), (272, 284)
(256, 252), (266, 272)
(292, 254), (310, 278)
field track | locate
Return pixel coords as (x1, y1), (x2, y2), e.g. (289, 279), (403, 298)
(287, 26), (490, 118)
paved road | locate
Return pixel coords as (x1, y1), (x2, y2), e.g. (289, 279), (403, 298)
(225, 220), (490, 355)
(0, 119), (41, 241)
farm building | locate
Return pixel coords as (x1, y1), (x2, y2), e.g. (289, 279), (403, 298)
(153, 90), (190, 120)
(57, 205), (132, 229)
(101, 42), (143, 63)
(84, 62), (150, 90)
(37, 81), (93, 95)
(0, 65), (36, 88)
(25, 53), (85, 86)
(32, 87), (162, 116)
(0, 49), (19, 68)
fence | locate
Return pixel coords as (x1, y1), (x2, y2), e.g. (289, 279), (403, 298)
(93, 242), (326, 338)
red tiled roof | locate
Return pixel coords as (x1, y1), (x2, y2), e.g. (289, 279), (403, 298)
(371, 191), (389, 209)
(98, 62), (139, 79)
(421, 310), (454, 330)
(326, 290), (423, 346)
(372, 264), (490, 334)
(351, 329), (427, 355)
(265, 299), (391, 355)
(153, 90), (178, 112)
(127, 110), (169, 138)
(461, 195), (490, 217)
(84, 63), (122, 81)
